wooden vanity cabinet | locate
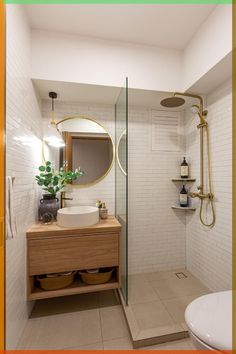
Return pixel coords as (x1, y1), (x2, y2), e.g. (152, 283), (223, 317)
(26, 216), (121, 300)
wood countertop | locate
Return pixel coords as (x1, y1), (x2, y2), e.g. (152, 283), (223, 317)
(27, 215), (121, 239)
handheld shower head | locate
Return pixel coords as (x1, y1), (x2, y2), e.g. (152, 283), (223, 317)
(191, 105), (200, 114)
(191, 104), (208, 123)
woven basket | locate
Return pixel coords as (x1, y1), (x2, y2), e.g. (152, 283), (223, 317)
(79, 268), (114, 285)
(37, 271), (76, 290)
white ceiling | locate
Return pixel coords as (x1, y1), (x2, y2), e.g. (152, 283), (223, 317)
(33, 79), (197, 110)
(25, 4), (216, 50)
(33, 79), (120, 105)
(187, 52), (232, 94)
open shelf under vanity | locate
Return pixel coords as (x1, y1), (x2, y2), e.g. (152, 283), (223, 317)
(28, 268), (119, 301)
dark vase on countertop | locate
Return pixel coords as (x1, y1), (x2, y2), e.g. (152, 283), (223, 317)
(39, 194), (60, 223)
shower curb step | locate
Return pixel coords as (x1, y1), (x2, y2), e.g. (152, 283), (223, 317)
(118, 289), (189, 349)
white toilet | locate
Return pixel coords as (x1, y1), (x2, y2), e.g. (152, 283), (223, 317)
(185, 290), (232, 351)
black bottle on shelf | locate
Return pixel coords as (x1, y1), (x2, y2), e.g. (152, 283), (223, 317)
(181, 157), (189, 178)
(179, 185), (188, 207)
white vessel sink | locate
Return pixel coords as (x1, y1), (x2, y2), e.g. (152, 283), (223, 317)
(57, 206), (99, 228)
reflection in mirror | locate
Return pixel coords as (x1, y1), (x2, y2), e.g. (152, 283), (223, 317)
(117, 130), (127, 176)
(56, 117), (114, 187)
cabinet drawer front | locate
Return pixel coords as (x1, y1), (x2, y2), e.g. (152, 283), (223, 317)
(28, 234), (119, 275)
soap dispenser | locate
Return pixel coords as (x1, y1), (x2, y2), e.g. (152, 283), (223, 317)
(100, 203), (108, 219)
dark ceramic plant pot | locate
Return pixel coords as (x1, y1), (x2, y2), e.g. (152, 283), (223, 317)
(38, 194), (60, 223)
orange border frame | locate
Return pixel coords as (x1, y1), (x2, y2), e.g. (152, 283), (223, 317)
(0, 0), (5, 350)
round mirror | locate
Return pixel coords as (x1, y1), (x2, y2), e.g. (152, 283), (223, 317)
(56, 116), (114, 187)
(117, 130), (127, 176)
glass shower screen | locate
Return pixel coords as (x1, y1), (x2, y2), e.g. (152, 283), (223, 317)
(115, 78), (128, 305)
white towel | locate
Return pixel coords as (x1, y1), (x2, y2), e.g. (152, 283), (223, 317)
(6, 176), (17, 239)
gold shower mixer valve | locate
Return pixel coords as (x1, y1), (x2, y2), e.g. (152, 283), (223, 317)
(197, 122), (208, 129)
(190, 187), (214, 200)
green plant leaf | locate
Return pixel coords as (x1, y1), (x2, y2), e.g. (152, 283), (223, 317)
(37, 180), (44, 186)
(53, 177), (59, 186)
(44, 180), (50, 186)
(35, 161), (84, 195)
(48, 187), (55, 194)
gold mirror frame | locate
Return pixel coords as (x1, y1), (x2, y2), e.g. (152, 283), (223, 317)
(55, 115), (115, 188)
(116, 129), (127, 176)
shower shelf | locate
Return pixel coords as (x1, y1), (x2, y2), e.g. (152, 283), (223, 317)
(171, 205), (196, 211)
(172, 178), (196, 182)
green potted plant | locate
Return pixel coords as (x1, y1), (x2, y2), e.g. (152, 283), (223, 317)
(35, 161), (84, 222)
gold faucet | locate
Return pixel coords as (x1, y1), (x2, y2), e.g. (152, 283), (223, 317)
(60, 191), (73, 208)
(190, 189), (214, 200)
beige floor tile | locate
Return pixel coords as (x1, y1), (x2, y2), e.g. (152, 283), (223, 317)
(147, 269), (192, 282)
(98, 290), (120, 308)
(139, 338), (194, 350)
(103, 337), (133, 350)
(129, 273), (151, 283)
(100, 305), (129, 341)
(131, 301), (176, 331)
(151, 275), (210, 300)
(18, 309), (102, 350)
(163, 293), (208, 324)
(31, 292), (100, 318)
(129, 278), (160, 304)
(68, 342), (104, 350)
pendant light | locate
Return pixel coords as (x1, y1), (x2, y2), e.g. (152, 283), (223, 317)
(43, 92), (65, 148)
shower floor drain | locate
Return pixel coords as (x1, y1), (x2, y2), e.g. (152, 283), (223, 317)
(175, 272), (187, 279)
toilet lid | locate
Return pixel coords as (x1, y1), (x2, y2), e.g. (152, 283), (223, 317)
(185, 290), (232, 351)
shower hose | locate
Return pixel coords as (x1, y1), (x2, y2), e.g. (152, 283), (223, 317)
(199, 125), (216, 227)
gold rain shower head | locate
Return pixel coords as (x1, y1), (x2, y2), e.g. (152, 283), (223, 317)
(160, 96), (185, 108)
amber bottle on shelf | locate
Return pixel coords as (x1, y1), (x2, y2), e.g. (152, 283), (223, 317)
(179, 185), (188, 207)
(180, 157), (189, 178)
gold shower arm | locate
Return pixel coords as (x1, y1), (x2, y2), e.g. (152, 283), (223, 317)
(173, 92), (204, 114)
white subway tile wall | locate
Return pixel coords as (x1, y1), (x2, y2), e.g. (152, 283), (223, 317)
(6, 5), (43, 349)
(128, 108), (187, 274)
(186, 79), (232, 291)
(42, 100), (116, 213)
